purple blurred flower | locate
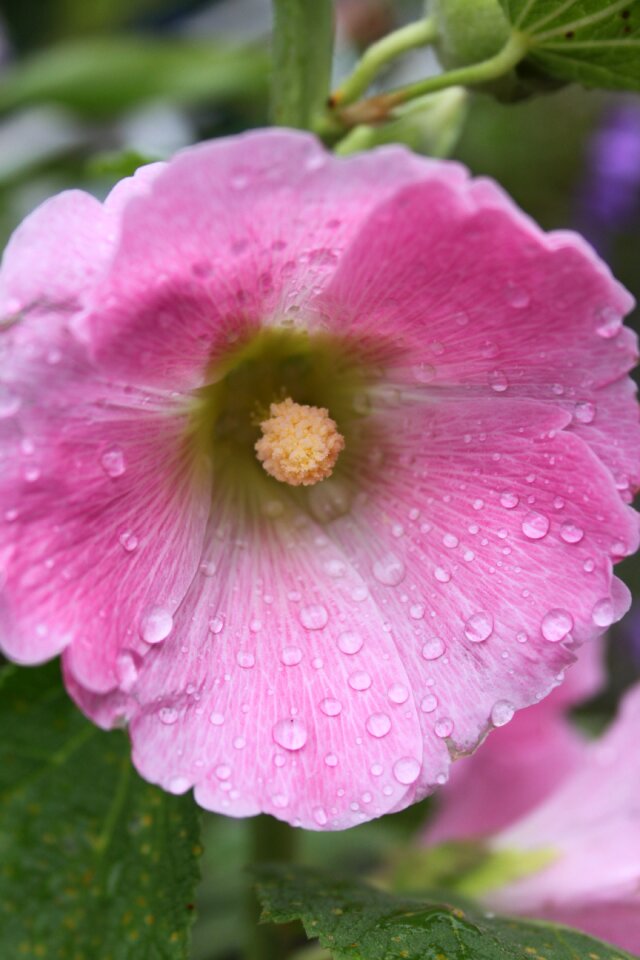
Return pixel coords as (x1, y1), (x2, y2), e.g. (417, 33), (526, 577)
(577, 101), (640, 252)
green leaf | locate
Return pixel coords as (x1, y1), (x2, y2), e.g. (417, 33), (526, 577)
(501, 0), (640, 90)
(0, 37), (269, 118)
(0, 662), (201, 960)
(255, 864), (638, 960)
(271, 0), (334, 128)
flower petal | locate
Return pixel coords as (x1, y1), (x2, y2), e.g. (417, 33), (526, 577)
(124, 502), (437, 829)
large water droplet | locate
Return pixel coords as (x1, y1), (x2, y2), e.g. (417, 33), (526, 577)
(100, 445), (126, 478)
(434, 717), (454, 738)
(464, 611), (493, 643)
(489, 370), (509, 393)
(348, 671), (372, 691)
(320, 697), (342, 716)
(366, 713), (391, 738)
(422, 637), (445, 660)
(491, 700), (515, 727)
(281, 646), (302, 666)
(522, 511), (549, 540)
(215, 764), (231, 781)
(560, 523), (584, 544)
(236, 651), (255, 668)
(372, 554), (406, 586)
(313, 806), (328, 826)
(272, 717), (308, 751)
(337, 631), (363, 655)
(500, 491), (519, 509)
(596, 306), (622, 338)
(388, 683), (409, 704)
(159, 706), (179, 725)
(299, 604), (329, 630)
(209, 712), (225, 726)
(393, 757), (420, 784)
(574, 401), (596, 424)
(140, 605), (173, 645)
(412, 363), (436, 383)
(592, 597), (615, 627)
(420, 694), (438, 713)
(541, 608), (573, 642)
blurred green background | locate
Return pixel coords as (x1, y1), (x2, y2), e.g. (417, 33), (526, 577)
(1, 2), (639, 958)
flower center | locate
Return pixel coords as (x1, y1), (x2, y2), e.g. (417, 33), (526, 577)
(255, 397), (345, 487)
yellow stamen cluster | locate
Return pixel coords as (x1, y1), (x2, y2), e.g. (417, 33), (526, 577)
(255, 397), (345, 486)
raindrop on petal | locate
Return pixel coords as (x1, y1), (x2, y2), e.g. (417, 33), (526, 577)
(541, 608), (573, 642)
(299, 604), (329, 630)
(372, 554), (405, 586)
(272, 717), (307, 751)
(522, 511), (549, 540)
(393, 757), (421, 784)
(140, 605), (173, 645)
(366, 713), (391, 738)
(464, 611), (494, 643)
(491, 700), (515, 727)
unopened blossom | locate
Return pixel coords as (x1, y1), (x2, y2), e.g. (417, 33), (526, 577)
(0, 130), (638, 829)
(425, 644), (640, 952)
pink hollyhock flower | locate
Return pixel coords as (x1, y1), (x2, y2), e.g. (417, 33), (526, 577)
(425, 648), (640, 952)
(0, 129), (638, 830)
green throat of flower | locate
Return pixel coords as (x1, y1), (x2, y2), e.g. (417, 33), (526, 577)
(188, 326), (378, 504)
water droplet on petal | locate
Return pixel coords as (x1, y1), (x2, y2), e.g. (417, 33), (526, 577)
(159, 706), (179, 725)
(167, 776), (190, 794)
(464, 611), (494, 643)
(372, 554), (405, 586)
(541, 608), (573, 642)
(348, 671), (372, 691)
(592, 597), (615, 627)
(299, 604), (328, 630)
(412, 363), (436, 383)
(272, 717), (307, 751)
(313, 806), (328, 826)
(409, 603), (425, 620)
(422, 637), (445, 660)
(324, 752), (338, 767)
(281, 646), (302, 666)
(489, 370), (509, 393)
(236, 651), (255, 668)
(209, 616), (225, 635)
(140, 605), (173, 645)
(100, 445), (126, 478)
(320, 697), (342, 716)
(215, 764), (231, 780)
(393, 757), (421, 784)
(116, 651), (139, 691)
(596, 306), (622, 338)
(491, 700), (515, 727)
(434, 567), (451, 584)
(209, 712), (224, 726)
(574, 401), (596, 424)
(434, 717), (454, 738)
(506, 285), (530, 308)
(119, 529), (139, 552)
(500, 491), (519, 509)
(420, 694), (438, 713)
(366, 713), (391, 738)
(388, 683), (409, 704)
(337, 631), (363, 655)
(522, 511), (549, 540)
(560, 523), (584, 544)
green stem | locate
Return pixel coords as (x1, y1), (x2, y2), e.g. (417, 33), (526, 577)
(333, 29), (529, 129)
(332, 17), (438, 107)
(247, 815), (298, 960)
(270, 0), (334, 129)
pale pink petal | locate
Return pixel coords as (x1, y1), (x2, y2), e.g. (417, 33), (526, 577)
(84, 130), (465, 388)
(0, 375), (210, 685)
(533, 901), (640, 954)
(314, 174), (639, 494)
(423, 640), (605, 843)
(126, 501), (440, 829)
(490, 683), (640, 912)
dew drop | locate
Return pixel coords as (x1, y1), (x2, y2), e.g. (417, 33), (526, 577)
(489, 370), (509, 393)
(434, 717), (454, 738)
(522, 511), (549, 540)
(464, 611), (494, 643)
(324, 753), (338, 767)
(337, 631), (363, 655)
(412, 363), (436, 383)
(388, 683), (409, 704)
(215, 764), (231, 781)
(167, 776), (190, 794)
(422, 637), (445, 660)
(209, 616), (225, 635)
(506, 285), (530, 308)
(281, 646), (303, 666)
(443, 533), (459, 549)
(393, 757), (421, 785)
(366, 713), (391, 738)
(500, 491), (519, 509)
(409, 603), (425, 620)
(236, 651), (255, 669)
(209, 712), (224, 726)
(348, 671), (372, 691)
(115, 651), (139, 691)
(272, 717), (308, 751)
(574, 401), (596, 424)
(541, 608), (573, 642)
(434, 567), (451, 584)
(119, 529), (139, 552)
(140, 605), (173, 645)
(320, 697), (342, 717)
(491, 700), (515, 727)
(372, 554), (406, 586)
(159, 706), (179, 725)
(596, 306), (622, 338)
(299, 604), (329, 630)
(592, 597), (615, 627)
(313, 806), (328, 826)
(560, 523), (584, 544)
(420, 694), (438, 713)
(100, 445), (126, 478)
